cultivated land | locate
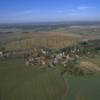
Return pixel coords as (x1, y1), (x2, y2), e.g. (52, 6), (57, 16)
(0, 57), (100, 100)
(5, 33), (80, 50)
(0, 59), (66, 100)
(0, 22), (100, 100)
(62, 56), (100, 100)
(63, 72), (100, 100)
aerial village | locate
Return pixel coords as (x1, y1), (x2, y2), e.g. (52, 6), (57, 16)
(0, 39), (100, 75)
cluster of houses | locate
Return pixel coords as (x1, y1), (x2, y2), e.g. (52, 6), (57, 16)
(23, 39), (100, 68)
(0, 46), (81, 68)
(0, 50), (10, 59)
(0, 49), (35, 59)
(0, 39), (100, 69)
(24, 47), (80, 68)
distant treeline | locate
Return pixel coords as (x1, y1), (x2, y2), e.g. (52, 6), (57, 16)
(0, 21), (100, 30)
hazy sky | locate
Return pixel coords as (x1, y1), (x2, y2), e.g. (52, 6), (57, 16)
(0, 0), (100, 23)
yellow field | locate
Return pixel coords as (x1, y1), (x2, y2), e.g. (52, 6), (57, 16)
(5, 32), (81, 50)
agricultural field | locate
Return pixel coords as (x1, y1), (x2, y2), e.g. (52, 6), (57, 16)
(5, 34), (80, 50)
(0, 57), (100, 100)
(0, 59), (67, 100)
(51, 25), (100, 35)
(81, 56), (100, 67)
(0, 23), (100, 100)
(63, 73), (100, 100)
(62, 55), (100, 100)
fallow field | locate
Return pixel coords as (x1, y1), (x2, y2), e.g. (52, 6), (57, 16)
(5, 32), (81, 50)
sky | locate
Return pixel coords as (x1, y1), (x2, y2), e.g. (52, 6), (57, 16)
(0, 0), (100, 23)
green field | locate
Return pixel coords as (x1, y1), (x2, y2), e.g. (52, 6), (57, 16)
(0, 57), (100, 100)
(63, 56), (100, 100)
(0, 59), (66, 100)
(63, 73), (100, 100)
(82, 56), (100, 67)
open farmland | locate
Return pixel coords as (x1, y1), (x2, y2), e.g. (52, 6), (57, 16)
(0, 23), (100, 100)
(5, 32), (81, 50)
(62, 55), (100, 100)
(81, 56), (100, 67)
(0, 59), (67, 100)
(63, 73), (100, 100)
